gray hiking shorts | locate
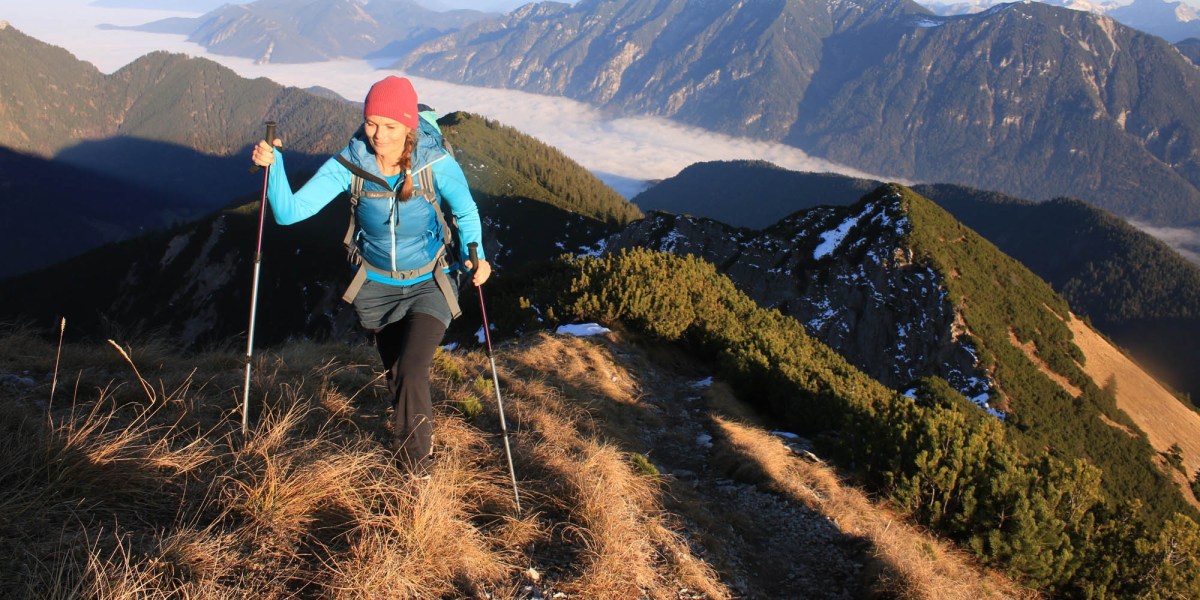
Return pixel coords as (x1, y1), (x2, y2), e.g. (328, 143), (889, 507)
(352, 276), (458, 332)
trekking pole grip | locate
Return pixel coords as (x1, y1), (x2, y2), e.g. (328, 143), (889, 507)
(248, 121), (277, 173)
(468, 242), (480, 277)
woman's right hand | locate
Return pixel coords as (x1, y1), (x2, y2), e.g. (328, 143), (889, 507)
(251, 139), (282, 168)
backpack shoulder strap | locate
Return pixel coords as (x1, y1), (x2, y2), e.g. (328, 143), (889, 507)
(332, 152), (461, 319)
(414, 166), (454, 248)
(335, 154), (391, 189)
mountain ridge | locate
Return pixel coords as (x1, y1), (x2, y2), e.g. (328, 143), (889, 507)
(921, 0), (1200, 42)
(393, 0), (1200, 225)
(529, 226), (1199, 595)
(125, 0), (494, 63)
(99, 0), (1200, 226)
(633, 160), (1200, 405)
(599, 185), (1199, 537)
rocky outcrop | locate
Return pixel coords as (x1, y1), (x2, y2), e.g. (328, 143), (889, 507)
(605, 190), (997, 411)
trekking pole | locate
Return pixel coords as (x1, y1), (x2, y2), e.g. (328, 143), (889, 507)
(470, 242), (521, 514)
(242, 121), (276, 436)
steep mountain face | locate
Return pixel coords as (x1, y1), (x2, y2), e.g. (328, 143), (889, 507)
(541, 208), (1200, 596)
(398, 0), (930, 141)
(135, 0), (492, 63)
(912, 183), (1200, 404)
(607, 189), (996, 408)
(795, 2), (1200, 224)
(602, 183), (1199, 526)
(397, 0), (1200, 226)
(628, 160), (1200, 404)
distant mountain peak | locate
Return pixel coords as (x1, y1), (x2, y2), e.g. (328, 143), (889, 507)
(921, 0), (1200, 40)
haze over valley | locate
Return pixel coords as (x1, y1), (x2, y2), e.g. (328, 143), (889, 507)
(2, 0), (873, 200)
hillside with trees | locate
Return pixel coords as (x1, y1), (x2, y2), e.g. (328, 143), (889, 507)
(0, 104), (639, 352)
(913, 184), (1200, 405)
(504, 210), (1200, 596)
(440, 112), (642, 226)
(628, 160), (1200, 406)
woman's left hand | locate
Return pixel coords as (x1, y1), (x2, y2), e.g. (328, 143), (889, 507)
(466, 259), (492, 286)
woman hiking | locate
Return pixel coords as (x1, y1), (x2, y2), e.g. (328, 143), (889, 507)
(250, 75), (490, 473)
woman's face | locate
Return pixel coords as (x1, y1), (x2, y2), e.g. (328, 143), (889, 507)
(364, 115), (411, 156)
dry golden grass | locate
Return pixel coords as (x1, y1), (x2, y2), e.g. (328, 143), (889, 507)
(706, 395), (1038, 600)
(0, 325), (734, 599)
(1064, 316), (1200, 485)
(0, 322), (1037, 599)
(485, 333), (729, 599)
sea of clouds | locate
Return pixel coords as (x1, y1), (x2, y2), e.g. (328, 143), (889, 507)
(3, 0), (883, 199)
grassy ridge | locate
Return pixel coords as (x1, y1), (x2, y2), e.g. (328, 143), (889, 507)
(514, 187), (1200, 596)
(901, 185), (1190, 521)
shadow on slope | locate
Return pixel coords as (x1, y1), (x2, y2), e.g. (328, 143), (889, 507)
(0, 147), (201, 278)
(55, 136), (330, 212)
(631, 160), (880, 230)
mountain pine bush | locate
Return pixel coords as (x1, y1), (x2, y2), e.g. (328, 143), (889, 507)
(533, 244), (1200, 597)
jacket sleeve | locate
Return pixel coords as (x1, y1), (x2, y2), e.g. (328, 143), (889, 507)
(266, 149), (352, 225)
(431, 156), (486, 262)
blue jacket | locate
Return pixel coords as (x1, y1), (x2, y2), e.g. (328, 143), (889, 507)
(265, 120), (485, 286)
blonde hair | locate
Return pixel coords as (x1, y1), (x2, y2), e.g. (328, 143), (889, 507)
(396, 129), (418, 201)
(373, 128), (418, 201)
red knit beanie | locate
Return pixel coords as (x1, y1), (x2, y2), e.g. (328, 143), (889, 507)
(363, 76), (418, 129)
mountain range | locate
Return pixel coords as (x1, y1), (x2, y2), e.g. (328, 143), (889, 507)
(123, 0), (494, 63)
(921, 0), (1200, 42)
(136, 0), (1200, 229)
(399, 0), (1200, 228)
(3, 20), (1198, 407)
(0, 24), (368, 275)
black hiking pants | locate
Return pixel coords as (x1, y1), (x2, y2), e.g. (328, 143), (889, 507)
(375, 312), (446, 469)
